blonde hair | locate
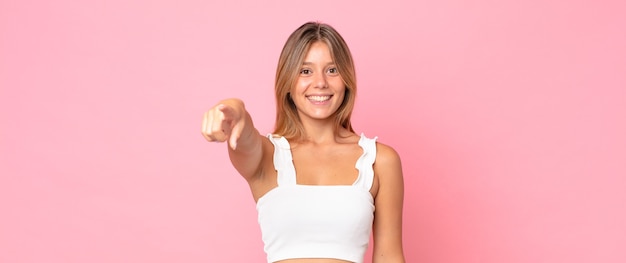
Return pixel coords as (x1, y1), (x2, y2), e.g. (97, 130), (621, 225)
(273, 22), (357, 141)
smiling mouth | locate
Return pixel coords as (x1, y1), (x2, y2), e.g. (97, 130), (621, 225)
(307, 95), (332, 102)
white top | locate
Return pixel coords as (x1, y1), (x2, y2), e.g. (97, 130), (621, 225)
(256, 134), (378, 263)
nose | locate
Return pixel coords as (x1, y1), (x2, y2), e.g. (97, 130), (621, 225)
(312, 71), (328, 89)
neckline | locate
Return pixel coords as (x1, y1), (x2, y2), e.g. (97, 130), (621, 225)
(277, 133), (368, 187)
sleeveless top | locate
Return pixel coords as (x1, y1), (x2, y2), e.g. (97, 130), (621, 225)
(256, 133), (377, 263)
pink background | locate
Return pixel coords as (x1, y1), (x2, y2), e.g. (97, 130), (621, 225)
(1, 0), (625, 262)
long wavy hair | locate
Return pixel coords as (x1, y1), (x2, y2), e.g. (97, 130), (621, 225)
(273, 22), (357, 141)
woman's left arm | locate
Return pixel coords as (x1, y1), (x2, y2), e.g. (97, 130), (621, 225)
(372, 143), (406, 263)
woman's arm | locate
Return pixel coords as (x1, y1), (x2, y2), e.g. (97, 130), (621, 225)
(372, 143), (406, 263)
(201, 98), (265, 181)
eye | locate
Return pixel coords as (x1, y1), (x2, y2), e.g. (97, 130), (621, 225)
(327, 67), (339, 75)
(300, 68), (312, 75)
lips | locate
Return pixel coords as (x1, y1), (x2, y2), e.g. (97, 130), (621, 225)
(306, 95), (332, 102)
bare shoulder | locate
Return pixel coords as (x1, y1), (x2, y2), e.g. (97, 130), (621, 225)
(242, 134), (275, 183)
(371, 141), (403, 196)
(258, 134), (284, 179)
(374, 141), (402, 170)
(259, 134), (276, 168)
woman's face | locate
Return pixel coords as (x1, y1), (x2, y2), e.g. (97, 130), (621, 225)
(291, 41), (346, 124)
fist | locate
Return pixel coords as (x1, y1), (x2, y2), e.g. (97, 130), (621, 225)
(201, 101), (245, 150)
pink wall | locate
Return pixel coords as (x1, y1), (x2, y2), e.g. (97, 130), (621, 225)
(1, 0), (625, 262)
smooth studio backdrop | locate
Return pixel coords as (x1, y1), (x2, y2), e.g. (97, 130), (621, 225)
(1, 0), (625, 262)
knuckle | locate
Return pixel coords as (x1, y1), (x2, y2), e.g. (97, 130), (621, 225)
(210, 125), (223, 134)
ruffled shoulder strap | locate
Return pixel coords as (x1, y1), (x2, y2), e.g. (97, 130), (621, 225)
(353, 133), (378, 190)
(266, 134), (296, 186)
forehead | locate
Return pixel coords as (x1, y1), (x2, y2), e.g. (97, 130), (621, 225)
(303, 41), (333, 63)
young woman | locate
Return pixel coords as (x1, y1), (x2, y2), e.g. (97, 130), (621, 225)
(202, 22), (405, 263)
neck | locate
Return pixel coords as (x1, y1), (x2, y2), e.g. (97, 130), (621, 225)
(300, 119), (336, 144)
(297, 118), (355, 145)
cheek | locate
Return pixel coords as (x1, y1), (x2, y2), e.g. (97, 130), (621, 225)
(337, 84), (348, 103)
(334, 81), (347, 94)
(294, 79), (309, 92)
(331, 76), (345, 88)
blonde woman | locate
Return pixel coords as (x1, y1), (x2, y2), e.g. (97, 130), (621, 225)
(202, 22), (405, 263)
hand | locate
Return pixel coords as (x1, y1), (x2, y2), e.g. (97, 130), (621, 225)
(201, 100), (246, 150)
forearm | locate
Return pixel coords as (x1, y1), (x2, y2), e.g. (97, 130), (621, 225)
(218, 99), (264, 179)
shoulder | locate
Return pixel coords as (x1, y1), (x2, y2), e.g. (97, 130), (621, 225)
(374, 141), (402, 168)
(373, 140), (403, 189)
(261, 134), (278, 153)
(254, 135), (279, 182)
(255, 134), (278, 172)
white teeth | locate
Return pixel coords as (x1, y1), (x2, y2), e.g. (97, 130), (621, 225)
(308, 95), (331, 102)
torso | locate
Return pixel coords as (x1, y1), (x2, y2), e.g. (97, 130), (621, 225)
(251, 132), (382, 263)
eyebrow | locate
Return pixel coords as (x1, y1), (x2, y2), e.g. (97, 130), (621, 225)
(301, 61), (336, 66)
